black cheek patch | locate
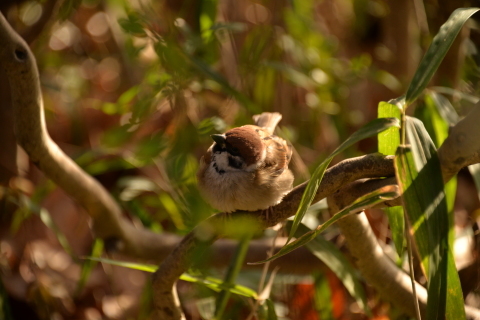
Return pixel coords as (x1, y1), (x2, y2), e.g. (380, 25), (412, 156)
(228, 156), (243, 169)
(213, 144), (224, 153)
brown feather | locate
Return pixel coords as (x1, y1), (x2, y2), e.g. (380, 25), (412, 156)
(225, 126), (264, 165)
(252, 112), (282, 135)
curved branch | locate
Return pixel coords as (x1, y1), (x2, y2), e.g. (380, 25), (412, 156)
(152, 101), (480, 319)
(151, 153), (395, 319)
(328, 180), (428, 318)
(4, 8), (480, 320)
(0, 10), (169, 260)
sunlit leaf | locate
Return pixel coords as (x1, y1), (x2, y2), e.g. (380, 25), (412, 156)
(427, 91), (459, 126)
(288, 117), (400, 242)
(75, 239), (103, 297)
(416, 93), (458, 246)
(84, 257), (258, 298)
(215, 236), (252, 318)
(395, 118), (465, 319)
(406, 8), (480, 104)
(378, 100), (404, 256)
(252, 185), (399, 265)
(468, 163), (480, 201)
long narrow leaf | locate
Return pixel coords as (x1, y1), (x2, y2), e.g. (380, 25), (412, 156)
(75, 239), (103, 297)
(215, 235), (252, 318)
(84, 257), (258, 299)
(292, 223), (369, 313)
(252, 185), (399, 265)
(378, 101), (404, 256)
(288, 117), (400, 241)
(468, 163), (480, 201)
(417, 93), (458, 246)
(265, 299), (278, 320)
(428, 91), (459, 126)
(395, 119), (465, 319)
(405, 7), (480, 104)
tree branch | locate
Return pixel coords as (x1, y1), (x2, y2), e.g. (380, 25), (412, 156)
(0, 11), (174, 260)
(3, 9), (480, 320)
(151, 154), (395, 318)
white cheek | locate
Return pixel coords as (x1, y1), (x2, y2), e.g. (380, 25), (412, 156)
(213, 152), (230, 170)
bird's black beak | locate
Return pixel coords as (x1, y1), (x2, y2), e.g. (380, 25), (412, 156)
(211, 134), (226, 145)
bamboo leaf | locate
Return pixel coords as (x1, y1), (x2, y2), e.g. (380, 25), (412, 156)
(428, 91), (459, 126)
(215, 235), (252, 318)
(378, 100), (405, 256)
(292, 223), (369, 314)
(288, 117), (400, 241)
(468, 163), (480, 201)
(265, 299), (278, 320)
(416, 93), (458, 246)
(75, 239), (103, 297)
(252, 185), (399, 265)
(395, 118), (465, 319)
(405, 7), (480, 104)
(83, 257), (258, 299)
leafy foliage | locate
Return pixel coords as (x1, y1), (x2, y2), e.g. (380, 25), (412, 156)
(3, 1), (480, 319)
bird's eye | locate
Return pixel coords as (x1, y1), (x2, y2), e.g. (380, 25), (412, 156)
(227, 145), (240, 156)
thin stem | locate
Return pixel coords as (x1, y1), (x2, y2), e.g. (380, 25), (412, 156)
(215, 234), (252, 319)
(405, 218), (422, 320)
(246, 225), (281, 320)
(401, 110), (407, 146)
(412, 0), (429, 36)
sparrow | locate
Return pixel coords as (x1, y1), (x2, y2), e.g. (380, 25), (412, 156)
(197, 112), (294, 212)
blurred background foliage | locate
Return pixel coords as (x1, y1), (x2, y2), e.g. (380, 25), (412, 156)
(1, 0), (480, 319)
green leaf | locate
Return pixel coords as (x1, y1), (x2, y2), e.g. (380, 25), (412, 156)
(118, 14), (147, 36)
(378, 101), (402, 155)
(395, 118), (465, 319)
(288, 117), (400, 241)
(415, 94), (450, 148)
(428, 91), (459, 126)
(58, 0), (82, 21)
(406, 7), (480, 104)
(314, 273), (334, 320)
(416, 93), (458, 246)
(378, 100), (405, 256)
(265, 299), (278, 320)
(75, 239), (103, 297)
(85, 257), (157, 272)
(252, 185), (399, 265)
(292, 223), (369, 313)
(38, 208), (74, 256)
(189, 57), (260, 113)
(215, 235), (252, 319)
(83, 257), (258, 299)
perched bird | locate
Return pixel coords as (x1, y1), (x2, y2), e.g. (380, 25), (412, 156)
(197, 112), (294, 212)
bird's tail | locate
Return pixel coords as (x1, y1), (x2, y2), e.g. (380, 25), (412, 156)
(252, 112), (282, 135)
